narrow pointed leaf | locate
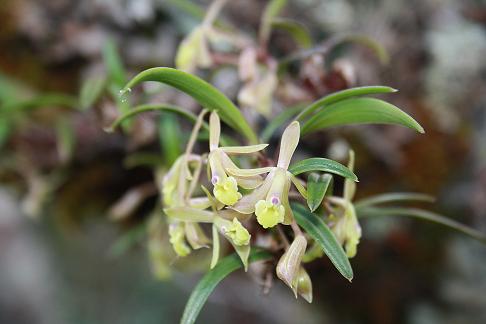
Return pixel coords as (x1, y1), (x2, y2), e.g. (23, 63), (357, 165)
(289, 158), (357, 181)
(292, 203), (353, 281)
(181, 249), (272, 324)
(302, 97), (424, 135)
(355, 192), (435, 209)
(296, 86), (396, 121)
(307, 173), (333, 212)
(121, 67), (258, 143)
(357, 207), (486, 244)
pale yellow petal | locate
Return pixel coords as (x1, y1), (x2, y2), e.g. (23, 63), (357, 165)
(209, 111), (221, 151)
(164, 207), (214, 223)
(231, 169), (275, 214)
(220, 144), (268, 154)
(277, 121), (300, 169)
(226, 167), (274, 178)
(289, 173), (308, 199)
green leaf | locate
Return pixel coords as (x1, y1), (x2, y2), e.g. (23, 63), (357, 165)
(103, 39), (126, 87)
(271, 18), (312, 48)
(121, 67), (258, 143)
(307, 173), (333, 212)
(79, 76), (106, 110)
(181, 249), (272, 324)
(292, 203), (353, 281)
(296, 86), (396, 122)
(289, 158), (357, 181)
(355, 192), (435, 209)
(105, 103), (206, 133)
(260, 104), (304, 142)
(302, 97), (424, 135)
(356, 207), (486, 244)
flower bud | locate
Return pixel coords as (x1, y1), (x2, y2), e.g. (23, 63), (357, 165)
(276, 235), (307, 290)
(294, 267), (313, 303)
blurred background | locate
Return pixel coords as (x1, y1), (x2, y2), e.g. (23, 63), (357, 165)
(0, 0), (485, 323)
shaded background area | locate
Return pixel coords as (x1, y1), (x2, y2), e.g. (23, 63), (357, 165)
(1, 0), (485, 323)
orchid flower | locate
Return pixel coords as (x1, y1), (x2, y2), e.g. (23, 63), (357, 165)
(164, 203), (252, 270)
(276, 234), (312, 302)
(208, 111), (268, 206)
(228, 121), (307, 228)
(326, 150), (362, 258)
(160, 111), (213, 257)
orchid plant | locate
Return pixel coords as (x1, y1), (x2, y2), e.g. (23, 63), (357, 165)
(100, 1), (486, 323)
(1, 2), (485, 323)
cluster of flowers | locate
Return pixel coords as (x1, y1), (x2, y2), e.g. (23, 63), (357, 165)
(158, 109), (362, 301)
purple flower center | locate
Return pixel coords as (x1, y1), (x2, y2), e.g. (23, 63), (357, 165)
(211, 175), (219, 185)
(271, 196), (280, 205)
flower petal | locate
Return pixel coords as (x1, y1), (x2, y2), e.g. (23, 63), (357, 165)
(213, 176), (242, 206)
(220, 153), (263, 189)
(209, 111), (220, 151)
(276, 235), (307, 290)
(220, 144), (269, 154)
(185, 222), (210, 249)
(210, 224), (220, 269)
(187, 197), (212, 209)
(231, 169), (275, 214)
(281, 176), (294, 225)
(289, 173), (308, 199)
(226, 167), (274, 178)
(277, 121), (300, 169)
(164, 206), (214, 223)
(343, 150), (356, 201)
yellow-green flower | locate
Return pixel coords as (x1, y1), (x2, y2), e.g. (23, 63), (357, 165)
(169, 223), (191, 257)
(212, 173), (241, 206)
(224, 217), (251, 246)
(255, 199), (285, 228)
(160, 110), (211, 257)
(229, 121), (307, 228)
(208, 111), (268, 206)
(276, 235), (307, 291)
(327, 150), (362, 258)
(165, 204), (252, 269)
